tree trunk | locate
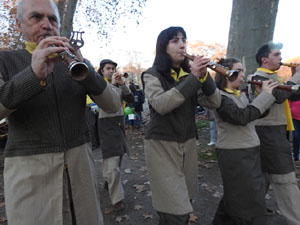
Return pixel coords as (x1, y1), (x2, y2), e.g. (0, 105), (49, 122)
(226, 0), (279, 76)
(56, 0), (78, 38)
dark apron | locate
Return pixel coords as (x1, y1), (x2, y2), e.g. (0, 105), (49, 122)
(216, 146), (267, 220)
(256, 125), (295, 174)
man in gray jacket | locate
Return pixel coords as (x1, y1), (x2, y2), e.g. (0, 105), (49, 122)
(0, 0), (120, 224)
(250, 42), (300, 225)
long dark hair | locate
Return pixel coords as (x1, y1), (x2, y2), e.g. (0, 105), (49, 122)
(153, 26), (190, 82)
(215, 58), (240, 91)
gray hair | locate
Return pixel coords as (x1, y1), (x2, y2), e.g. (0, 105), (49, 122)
(17, 0), (61, 28)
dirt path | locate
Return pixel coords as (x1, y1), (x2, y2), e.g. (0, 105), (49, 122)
(97, 125), (292, 225)
(0, 120), (298, 224)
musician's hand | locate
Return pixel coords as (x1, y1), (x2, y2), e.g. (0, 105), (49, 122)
(261, 80), (279, 94)
(31, 36), (66, 80)
(112, 72), (125, 86)
(190, 55), (210, 79)
(62, 39), (84, 62)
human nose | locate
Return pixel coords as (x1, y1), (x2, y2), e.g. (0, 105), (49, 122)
(179, 39), (185, 48)
(41, 17), (52, 30)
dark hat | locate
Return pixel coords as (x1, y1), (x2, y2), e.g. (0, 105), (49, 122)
(99, 59), (117, 68)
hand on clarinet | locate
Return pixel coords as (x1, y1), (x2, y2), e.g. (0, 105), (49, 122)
(190, 55), (210, 79)
(112, 72), (125, 86)
(260, 80), (279, 94)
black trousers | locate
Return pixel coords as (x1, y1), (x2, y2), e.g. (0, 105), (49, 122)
(213, 198), (267, 225)
(157, 211), (189, 225)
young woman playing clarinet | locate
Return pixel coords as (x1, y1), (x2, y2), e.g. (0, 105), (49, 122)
(142, 26), (221, 225)
(212, 58), (278, 225)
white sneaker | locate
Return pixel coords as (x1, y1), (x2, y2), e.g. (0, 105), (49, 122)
(207, 141), (216, 146)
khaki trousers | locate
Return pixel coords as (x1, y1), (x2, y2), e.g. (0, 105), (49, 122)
(102, 156), (124, 205)
(4, 144), (103, 225)
(264, 172), (300, 225)
(145, 138), (198, 215)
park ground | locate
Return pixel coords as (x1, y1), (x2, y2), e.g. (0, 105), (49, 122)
(0, 115), (299, 224)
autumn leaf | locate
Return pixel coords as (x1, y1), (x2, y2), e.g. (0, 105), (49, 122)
(142, 213), (153, 219)
(104, 208), (113, 214)
(134, 204), (143, 210)
(189, 213), (198, 223)
(213, 191), (223, 198)
(123, 215), (130, 221)
(133, 184), (146, 193)
(124, 168), (132, 174)
(130, 156), (138, 160)
(115, 216), (123, 223)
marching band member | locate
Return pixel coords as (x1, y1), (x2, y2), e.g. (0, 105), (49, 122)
(97, 59), (134, 211)
(212, 58), (277, 225)
(250, 42), (300, 225)
(0, 0), (120, 224)
(142, 26), (221, 225)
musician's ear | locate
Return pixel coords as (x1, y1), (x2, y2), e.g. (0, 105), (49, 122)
(261, 57), (268, 64)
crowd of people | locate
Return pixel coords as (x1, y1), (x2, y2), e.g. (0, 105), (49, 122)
(0, 0), (300, 225)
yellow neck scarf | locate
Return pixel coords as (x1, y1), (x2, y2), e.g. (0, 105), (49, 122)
(25, 41), (37, 54)
(171, 68), (189, 81)
(224, 88), (240, 97)
(25, 40), (58, 58)
(256, 68), (294, 131)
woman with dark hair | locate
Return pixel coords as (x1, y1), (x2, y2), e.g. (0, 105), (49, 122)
(212, 58), (278, 225)
(141, 26), (221, 225)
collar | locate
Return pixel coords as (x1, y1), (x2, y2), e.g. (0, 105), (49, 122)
(257, 67), (277, 75)
(25, 41), (37, 54)
(224, 88), (240, 97)
(171, 68), (189, 81)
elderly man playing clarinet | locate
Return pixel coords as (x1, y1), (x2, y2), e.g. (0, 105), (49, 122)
(0, 0), (121, 224)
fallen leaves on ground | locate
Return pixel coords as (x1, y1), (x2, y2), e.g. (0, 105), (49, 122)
(124, 168), (132, 174)
(115, 214), (130, 223)
(134, 204), (143, 210)
(142, 212), (153, 219)
(189, 213), (198, 223)
(133, 184), (146, 193)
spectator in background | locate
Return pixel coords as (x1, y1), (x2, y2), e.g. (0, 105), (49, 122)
(86, 95), (100, 149)
(129, 83), (145, 130)
(289, 100), (300, 161)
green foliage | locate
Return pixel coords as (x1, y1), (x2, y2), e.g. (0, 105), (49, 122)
(196, 120), (209, 129)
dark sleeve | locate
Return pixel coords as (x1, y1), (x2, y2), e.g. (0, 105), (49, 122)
(251, 75), (291, 103)
(216, 95), (262, 126)
(286, 81), (300, 101)
(122, 92), (134, 103)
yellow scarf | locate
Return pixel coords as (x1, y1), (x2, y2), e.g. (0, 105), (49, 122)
(25, 41), (57, 58)
(256, 68), (294, 131)
(25, 41), (37, 54)
(171, 68), (189, 81)
(224, 88), (240, 97)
